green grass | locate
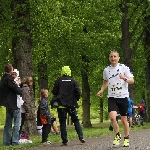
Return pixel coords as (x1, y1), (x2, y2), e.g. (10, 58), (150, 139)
(0, 122), (150, 150)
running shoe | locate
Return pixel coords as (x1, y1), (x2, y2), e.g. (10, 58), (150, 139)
(113, 134), (121, 146)
(123, 138), (129, 147)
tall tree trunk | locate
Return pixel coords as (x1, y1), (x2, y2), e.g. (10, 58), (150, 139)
(11, 0), (37, 135)
(145, 15), (150, 121)
(120, 0), (135, 101)
(82, 71), (92, 127)
(81, 55), (92, 127)
(38, 62), (48, 90)
(11, 0), (33, 78)
(99, 98), (103, 123)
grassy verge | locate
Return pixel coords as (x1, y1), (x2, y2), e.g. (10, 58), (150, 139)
(0, 122), (150, 150)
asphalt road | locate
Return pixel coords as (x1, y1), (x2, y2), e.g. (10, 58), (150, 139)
(29, 129), (150, 150)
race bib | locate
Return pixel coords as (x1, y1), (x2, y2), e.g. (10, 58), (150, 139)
(108, 83), (123, 95)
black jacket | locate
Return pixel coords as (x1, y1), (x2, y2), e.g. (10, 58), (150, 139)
(0, 74), (22, 109)
(51, 76), (81, 107)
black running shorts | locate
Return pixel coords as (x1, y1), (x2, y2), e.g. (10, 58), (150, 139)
(108, 97), (128, 116)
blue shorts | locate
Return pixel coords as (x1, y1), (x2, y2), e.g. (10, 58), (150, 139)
(127, 112), (132, 117)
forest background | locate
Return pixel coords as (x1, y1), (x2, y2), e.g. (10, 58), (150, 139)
(0, 0), (150, 134)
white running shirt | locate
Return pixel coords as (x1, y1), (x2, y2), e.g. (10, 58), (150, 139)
(103, 63), (134, 98)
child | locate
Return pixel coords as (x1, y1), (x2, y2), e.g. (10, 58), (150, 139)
(12, 70), (24, 109)
(38, 89), (51, 144)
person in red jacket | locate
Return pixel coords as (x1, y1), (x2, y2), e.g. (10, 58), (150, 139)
(138, 100), (146, 126)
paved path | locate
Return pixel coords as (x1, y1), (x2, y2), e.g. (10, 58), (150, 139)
(29, 129), (150, 150)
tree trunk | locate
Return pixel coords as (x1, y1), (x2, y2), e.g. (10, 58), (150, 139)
(145, 15), (150, 121)
(99, 98), (103, 123)
(120, 0), (135, 101)
(11, 0), (33, 78)
(38, 62), (48, 90)
(23, 86), (37, 135)
(81, 70), (92, 128)
(11, 0), (37, 135)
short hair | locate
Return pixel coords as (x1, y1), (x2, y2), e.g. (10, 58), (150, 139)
(21, 77), (33, 85)
(110, 50), (119, 57)
(40, 89), (48, 98)
(4, 64), (13, 73)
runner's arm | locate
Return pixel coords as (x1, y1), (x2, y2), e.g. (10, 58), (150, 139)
(97, 80), (108, 97)
(100, 80), (108, 92)
(123, 77), (134, 84)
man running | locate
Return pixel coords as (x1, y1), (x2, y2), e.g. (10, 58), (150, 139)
(97, 50), (134, 147)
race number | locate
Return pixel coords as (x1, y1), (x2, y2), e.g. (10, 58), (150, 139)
(108, 83), (123, 95)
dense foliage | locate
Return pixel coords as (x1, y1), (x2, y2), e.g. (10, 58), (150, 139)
(0, 0), (150, 125)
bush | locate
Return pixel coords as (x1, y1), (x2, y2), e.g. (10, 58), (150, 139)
(0, 107), (6, 125)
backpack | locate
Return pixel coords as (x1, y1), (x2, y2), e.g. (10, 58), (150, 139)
(138, 103), (145, 113)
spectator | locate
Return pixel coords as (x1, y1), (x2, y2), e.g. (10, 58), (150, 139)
(11, 70), (24, 112)
(20, 77), (36, 135)
(51, 66), (85, 146)
(36, 110), (43, 135)
(0, 64), (22, 146)
(38, 89), (51, 144)
(50, 115), (60, 135)
(138, 100), (146, 126)
(127, 98), (133, 128)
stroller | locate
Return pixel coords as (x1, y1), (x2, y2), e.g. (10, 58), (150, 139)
(132, 106), (141, 125)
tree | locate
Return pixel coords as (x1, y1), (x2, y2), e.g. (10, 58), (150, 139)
(0, 0), (13, 73)
(144, 2), (150, 121)
(119, 0), (147, 101)
(11, 0), (37, 135)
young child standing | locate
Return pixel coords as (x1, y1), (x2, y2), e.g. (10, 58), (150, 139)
(38, 89), (51, 144)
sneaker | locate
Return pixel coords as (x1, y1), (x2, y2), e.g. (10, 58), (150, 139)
(123, 138), (129, 147)
(80, 139), (85, 143)
(43, 141), (51, 144)
(113, 134), (121, 146)
(56, 132), (61, 135)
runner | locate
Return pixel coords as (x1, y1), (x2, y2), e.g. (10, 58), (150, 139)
(97, 50), (134, 147)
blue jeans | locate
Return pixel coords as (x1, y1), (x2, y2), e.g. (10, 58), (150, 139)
(3, 108), (21, 146)
(57, 107), (84, 144)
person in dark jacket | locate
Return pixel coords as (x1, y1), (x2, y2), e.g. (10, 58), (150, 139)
(38, 89), (51, 144)
(0, 64), (22, 146)
(138, 99), (146, 126)
(51, 66), (85, 146)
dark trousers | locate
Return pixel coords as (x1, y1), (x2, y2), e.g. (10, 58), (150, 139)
(57, 107), (83, 144)
(42, 124), (51, 143)
(20, 113), (25, 132)
(139, 112), (145, 125)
